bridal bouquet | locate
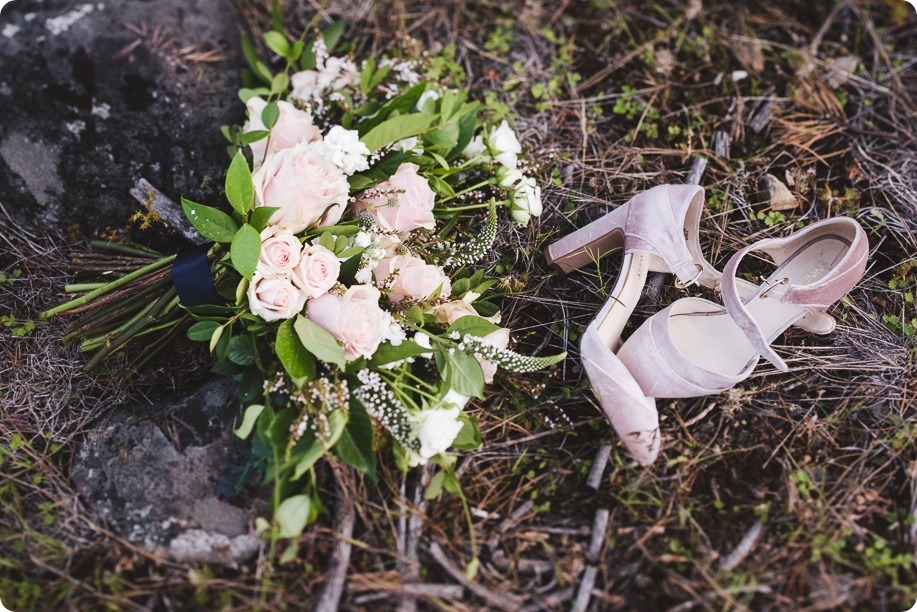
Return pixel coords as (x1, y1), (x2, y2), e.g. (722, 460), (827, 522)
(44, 23), (562, 543)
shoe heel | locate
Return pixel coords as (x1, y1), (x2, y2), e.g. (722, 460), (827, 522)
(545, 205), (629, 273)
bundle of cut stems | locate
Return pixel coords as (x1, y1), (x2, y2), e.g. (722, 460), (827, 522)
(41, 240), (218, 371)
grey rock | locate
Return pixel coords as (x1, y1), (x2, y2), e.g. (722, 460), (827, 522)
(71, 377), (263, 566)
(0, 0), (243, 233)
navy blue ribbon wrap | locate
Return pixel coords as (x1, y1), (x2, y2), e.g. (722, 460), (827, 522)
(171, 244), (222, 308)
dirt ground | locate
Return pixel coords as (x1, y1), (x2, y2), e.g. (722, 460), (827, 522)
(1, 0), (915, 610)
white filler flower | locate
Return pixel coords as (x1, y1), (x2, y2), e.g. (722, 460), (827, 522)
(311, 126), (371, 175)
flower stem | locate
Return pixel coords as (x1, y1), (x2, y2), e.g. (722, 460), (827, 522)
(42, 255), (176, 319)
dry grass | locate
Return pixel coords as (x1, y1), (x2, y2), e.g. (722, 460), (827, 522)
(1, 0), (915, 609)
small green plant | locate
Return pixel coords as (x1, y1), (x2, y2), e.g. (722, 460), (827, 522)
(1, 314), (37, 337)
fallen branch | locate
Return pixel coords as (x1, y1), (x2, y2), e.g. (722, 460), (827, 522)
(427, 542), (523, 611)
(316, 464), (357, 612)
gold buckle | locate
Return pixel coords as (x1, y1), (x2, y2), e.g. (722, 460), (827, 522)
(674, 264), (703, 289)
(760, 277), (789, 298)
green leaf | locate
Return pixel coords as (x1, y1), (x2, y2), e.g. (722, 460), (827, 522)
(240, 129), (270, 145)
(209, 323), (225, 353)
(250, 206), (279, 232)
(238, 87), (270, 103)
(360, 57), (377, 94)
(448, 315), (501, 338)
(262, 102), (280, 129)
(360, 113), (437, 152)
(322, 20), (346, 53)
(270, 72), (290, 96)
(276, 494), (312, 539)
(335, 401), (376, 480)
(187, 320), (220, 342)
(367, 340), (430, 367)
(326, 409), (348, 448)
(452, 414), (483, 451)
(227, 334), (257, 366)
(426, 126), (458, 150)
(276, 320), (316, 386)
(442, 348), (485, 398)
(263, 31), (291, 59)
(230, 224), (261, 280)
(241, 34), (273, 84)
(181, 198), (239, 243)
(424, 470), (445, 500)
(234, 404), (265, 439)
(226, 152), (255, 215)
(428, 175), (455, 198)
(294, 315), (346, 369)
(292, 435), (324, 480)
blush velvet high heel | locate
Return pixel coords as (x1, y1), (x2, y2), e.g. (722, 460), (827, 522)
(546, 184), (720, 465)
(616, 217), (868, 398)
(550, 184), (868, 466)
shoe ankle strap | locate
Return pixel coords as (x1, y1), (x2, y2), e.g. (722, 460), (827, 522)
(622, 184), (720, 289)
(720, 218), (869, 371)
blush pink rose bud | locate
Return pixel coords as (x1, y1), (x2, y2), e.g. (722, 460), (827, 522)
(293, 244), (340, 298)
(244, 97), (321, 165)
(432, 299), (508, 383)
(374, 255), (452, 303)
(353, 163), (436, 233)
(253, 142), (350, 233)
(306, 285), (386, 361)
(257, 229), (302, 277)
(247, 274), (308, 322)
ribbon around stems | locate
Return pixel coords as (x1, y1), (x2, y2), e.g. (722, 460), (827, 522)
(171, 243), (222, 307)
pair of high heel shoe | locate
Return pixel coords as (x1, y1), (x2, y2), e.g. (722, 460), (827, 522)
(546, 185), (869, 465)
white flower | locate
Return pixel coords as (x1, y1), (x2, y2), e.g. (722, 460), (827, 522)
(353, 231), (372, 248)
(380, 312), (406, 346)
(462, 135), (489, 161)
(510, 176), (543, 225)
(413, 332), (434, 359)
(290, 70), (321, 100)
(413, 407), (464, 461)
(395, 136), (424, 155)
(440, 388), (470, 411)
(310, 126), (371, 176)
(354, 265), (374, 284)
(496, 166), (524, 189)
(487, 120), (522, 169)
(415, 89), (442, 111)
(318, 56), (360, 92)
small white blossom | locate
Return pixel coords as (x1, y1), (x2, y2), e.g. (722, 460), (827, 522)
(462, 135), (488, 160)
(381, 312), (407, 347)
(311, 126), (371, 175)
(395, 136), (424, 155)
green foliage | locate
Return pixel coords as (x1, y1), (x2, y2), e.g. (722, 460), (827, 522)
(181, 198), (239, 243)
(230, 224), (262, 280)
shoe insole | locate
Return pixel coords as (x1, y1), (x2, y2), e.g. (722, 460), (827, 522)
(595, 251), (650, 350)
(670, 235), (850, 377)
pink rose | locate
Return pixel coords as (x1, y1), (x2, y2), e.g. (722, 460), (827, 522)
(257, 229), (302, 276)
(292, 244), (340, 298)
(247, 274), (307, 322)
(244, 97), (321, 165)
(253, 143), (350, 233)
(374, 255), (451, 303)
(354, 163), (436, 233)
(307, 285), (386, 361)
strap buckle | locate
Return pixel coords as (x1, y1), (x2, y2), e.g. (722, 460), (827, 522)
(759, 276), (789, 299)
(674, 264), (703, 289)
